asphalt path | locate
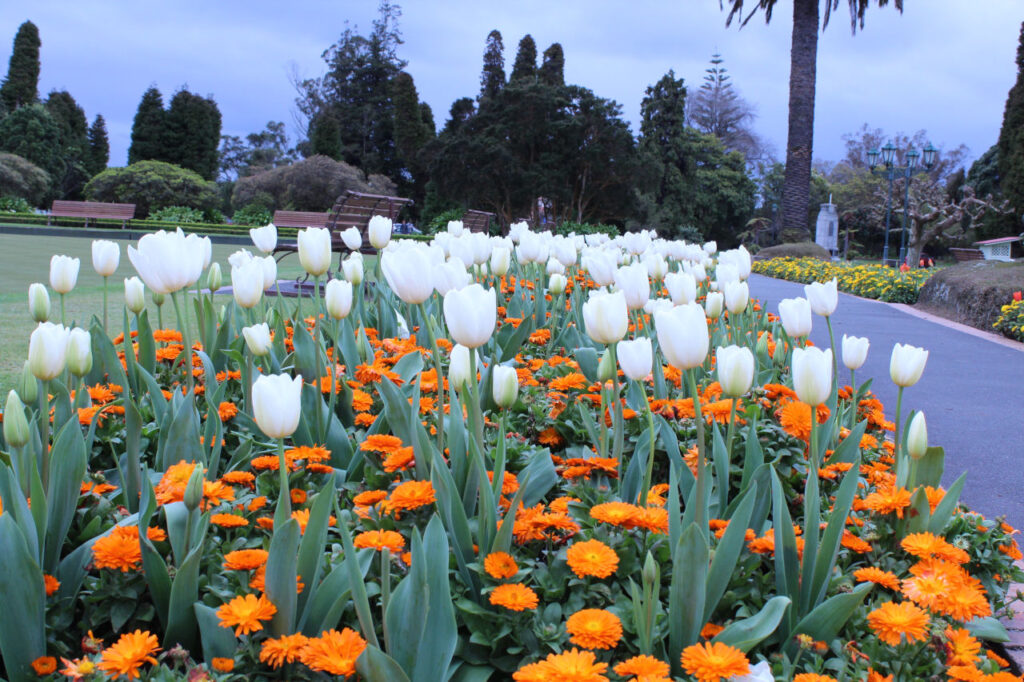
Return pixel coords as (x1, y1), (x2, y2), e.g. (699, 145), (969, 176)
(749, 273), (1024, 530)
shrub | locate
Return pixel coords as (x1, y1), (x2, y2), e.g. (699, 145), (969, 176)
(0, 195), (33, 212)
(148, 205), (206, 224)
(232, 203), (273, 227)
(84, 160), (219, 218)
(232, 155), (398, 212)
(426, 207), (465, 235)
(0, 152), (51, 206)
(553, 220), (619, 237)
(994, 295), (1024, 341)
(754, 241), (831, 261)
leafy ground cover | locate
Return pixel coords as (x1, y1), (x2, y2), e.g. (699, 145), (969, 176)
(752, 257), (935, 304)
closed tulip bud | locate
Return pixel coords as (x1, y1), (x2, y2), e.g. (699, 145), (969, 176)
(3, 390), (30, 448)
(325, 279), (353, 320)
(755, 332), (769, 356)
(723, 280), (749, 315)
(618, 337), (653, 381)
(642, 552), (660, 588)
(490, 246), (511, 276)
(28, 282), (50, 322)
(906, 412), (928, 460)
(841, 335), (869, 371)
(252, 373), (303, 439)
(492, 365), (519, 408)
(382, 246), (437, 304)
(655, 303), (709, 370)
(231, 258), (264, 309)
(199, 236), (213, 270)
(704, 291), (724, 320)
(125, 277), (146, 314)
(448, 343), (472, 390)
(183, 464), (205, 512)
(297, 227), (332, 277)
(434, 258), (471, 296)
(548, 273), (567, 295)
(340, 226), (362, 251)
(716, 345), (755, 398)
(250, 223), (277, 254)
(582, 290), (629, 345)
(17, 362), (37, 403)
(28, 322), (71, 381)
(342, 254), (364, 285)
(259, 256), (277, 291)
(368, 215), (392, 249)
(582, 249), (617, 287)
(127, 228), (205, 294)
(890, 343), (929, 388)
(777, 297), (812, 338)
(645, 253), (668, 281)
(66, 328), (93, 377)
(91, 240), (120, 277)
(791, 346), (833, 406)
(447, 220), (465, 238)
(664, 271), (696, 305)
(804, 278), (838, 317)
(152, 291), (165, 306)
(546, 257), (565, 276)
(50, 254), (80, 294)
(206, 262), (223, 292)
(597, 348), (616, 382)
(242, 323), (272, 356)
(444, 284), (497, 348)
(614, 262), (651, 310)
(703, 241), (717, 255)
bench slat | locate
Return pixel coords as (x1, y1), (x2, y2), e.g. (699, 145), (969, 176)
(48, 200), (135, 227)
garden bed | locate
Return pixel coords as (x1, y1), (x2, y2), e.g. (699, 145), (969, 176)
(751, 257), (934, 303)
(916, 261), (1024, 335)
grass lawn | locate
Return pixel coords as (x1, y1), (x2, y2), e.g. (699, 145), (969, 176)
(0, 230), (372, 394)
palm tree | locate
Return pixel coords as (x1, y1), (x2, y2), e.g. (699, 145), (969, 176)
(722, 0), (903, 237)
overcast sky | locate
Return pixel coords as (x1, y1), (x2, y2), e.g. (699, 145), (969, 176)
(2, 1), (1021, 174)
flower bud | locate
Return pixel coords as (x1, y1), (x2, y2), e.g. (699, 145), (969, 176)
(716, 345), (755, 398)
(492, 365), (519, 409)
(583, 290), (628, 346)
(642, 551), (660, 587)
(3, 390), (31, 448)
(791, 346), (833, 406)
(618, 337), (653, 381)
(91, 240), (120, 277)
(368, 215), (392, 250)
(152, 291), (166, 306)
(723, 280), (749, 315)
(325, 279), (354, 320)
(448, 343), (472, 391)
(342, 254), (364, 285)
(231, 258), (264, 309)
(597, 348), (615, 382)
(250, 223), (277, 254)
(125, 277), (146, 314)
(297, 227), (332, 277)
(548, 273), (567, 296)
(28, 322), (71, 381)
(755, 333), (769, 357)
(66, 328), (93, 378)
(444, 284), (497, 349)
(252, 373), (303, 439)
(207, 262), (223, 293)
(655, 303), (709, 370)
(50, 254), (80, 294)
(183, 464), (205, 512)
(778, 297), (812, 338)
(890, 343), (929, 388)
(906, 411), (928, 460)
(340, 227), (362, 251)
(704, 291), (724, 320)
(804, 278), (838, 317)
(17, 362), (37, 403)
(490, 246), (511, 277)
(28, 282), (50, 322)
(841, 335), (869, 371)
(242, 323), (272, 357)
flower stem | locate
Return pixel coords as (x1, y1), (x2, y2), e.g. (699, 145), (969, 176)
(102, 276), (109, 332)
(37, 378), (49, 487)
(640, 389), (656, 506)
(893, 386), (905, 486)
(467, 346), (485, 457)
(273, 438), (291, 529)
(686, 368), (708, 541)
(419, 303), (445, 458)
(170, 291), (194, 395)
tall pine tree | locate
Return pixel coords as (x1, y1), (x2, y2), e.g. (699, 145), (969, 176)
(998, 22), (1024, 218)
(164, 89), (222, 180)
(392, 71), (433, 204)
(509, 35), (537, 83)
(87, 115), (110, 176)
(0, 21), (41, 111)
(45, 90), (90, 197)
(539, 43), (565, 87)
(128, 87), (167, 165)
(310, 113), (342, 159)
(480, 30), (505, 100)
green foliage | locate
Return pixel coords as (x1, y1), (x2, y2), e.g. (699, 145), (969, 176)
(219, 121), (295, 182)
(0, 103), (62, 201)
(128, 87), (167, 166)
(309, 114), (342, 160)
(391, 71), (434, 206)
(552, 220), (619, 237)
(84, 160), (219, 218)
(0, 21), (41, 111)
(998, 23), (1024, 219)
(479, 30), (505, 100)
(231, 155), (396, 212)
(967, 144), (1020, 241)
(0, 152), (50, 206)
(993, 296), (1024, 341)
(0, 195), (33, 212)
(164, 90), (222, 180)
(539, 43), (565, 87)
(87, 114), (110, 177)
(509, 35), (537, 82)
(755, 241), (831, 261)
(148, 205), (207, 224)
(426, 207), (465, 235)
(45, 90), (91, 198)
(231, 203), (273, 227)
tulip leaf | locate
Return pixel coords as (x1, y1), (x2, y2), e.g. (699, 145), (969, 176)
(912, 445), (946, 490)
(448, 664), (496, 682)
(265, 517), (301, 637)
(157, 393), (202, 471)
(194, 603), (238, 662)
(710, 420), (729, 515)
(430, 457), (480, 601)
(356, 645), (412, 682)
(136, 309), (156, 374)
(928, 472), (967, 535)
(135, 363), (168, 425)
(770, 468), (800, 634)
(808, 454), (861, 609)
(574, 347), (600, 383)
(497, 317), (535, 363)
(336, 510), (380, 648)
(705, 481), (757, 623)
(789, 582), (872, 652)
(965, 616), (1010, 643)
(385, 528), (429, 673)
(0, 514), (46, 682)
(163, 535), (204, 652)
(291, 321), (320, 383)
(121, 397), (143, 513)
(828, 419), (867, 466)
(44, 417), (88, 573)
(668, 523), (708, 675)
(410, 516), (457, 681)
(517, 448), (557, 508)
(296, 491), (334, 617)
(138, 482), (171, 630)
(300, 548), (373, 635)
(713, 595), (791, 652)
(739, 413), (764, 492)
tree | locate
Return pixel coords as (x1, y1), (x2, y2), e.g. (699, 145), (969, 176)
(231, 155), (396, 212)
(722, 0), (903, 237)
(219, 121), (296, 181)
(687, 53), (766, 164)
(997, 22), (1024, 219)
(965, 144), (1020, 240)
(87, 115), (110, 176)
(164, 89), (222, 180)
(509, 35), (537, 83)
(0, 103), (62, 195)
(84, 160), (219, 217)
(391, 71), (433, 204)
(0, 21), (41, 111)
(0, 152), (50, 205)
(128, 87), (167, 165)
(480, 30), (506, 100)
(539, 43), (565, 87)
(45, 90), (90, 197)
(309, 114), (342, 160)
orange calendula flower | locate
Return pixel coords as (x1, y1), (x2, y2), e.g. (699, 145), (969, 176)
(360, 434), (404, 454)
(866, 601), (930, 646)
(218, 401), (238, 421)
(222, 548), (269, 571)
(853, 567), (901, 591)
(353, 530), (405, 553)
(217, 593), (277, 636)
(566, 608), (623, 650)
(614, 655), (670, 678)
(777, 401), (828, 442)
(590, 501), (641, 527)
(382, 480), (435, 516)
(211, 513), (249, 528)
(154, 459), (197, 505)
(680, 641), (750, 682)
(92, 526), (143, 572)
(945, 626), (982, 666)
(861, 485), (913, 518)
(566, 539), (619, 579)
(97, 630), (161, 680)
(260, 633), (309, 668)
(220, 471), (256, 487)
(900, 532), (970, 564)
(352, 490), (388, 507)
(299, 628), (367, 677)
(793, 675), (837, 682)
(489, 583), (539, 611)
(383, 446), (415, 472)
(31, 656), (57, 675)
(512, 648), (609, 682)
(211, 657), (235, 672)
(59, 656), (97, 680)
(484, 551), (519, 579)
(44, 573), (60, 596)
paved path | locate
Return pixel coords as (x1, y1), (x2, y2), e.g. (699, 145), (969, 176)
(750, 274), (1024, 531)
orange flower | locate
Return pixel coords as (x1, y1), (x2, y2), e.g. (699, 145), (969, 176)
(566, 608), (622, 650)
(92, 526), (143, 572)
(220, 471), (256, 487)
(680, 641), (750, 682)
(945, 626), (982, 666)
(211, 513), (249, 528)
(778, 401), (828, 442)
(566, 539), (619, 579)
(382, 480), (435, 515)
(59, 656), (97, 680)
(866, 601), (930, 646)
(351, 389), (374, 412)
(489, 583), (539, 611)
(154, 459), (197, 505)
(352, 490), (388, 507)
(484, 551), (518, 579)
(840, 530), (873, 554)
(614, 655), (670, 678)
(793, 675), (837, 682)
(862, 485), (913, 518)
(260, 633), (309, 668)
(290, 488), (307, 505)
(631, 506), (670, 534)
(218, 401), (238, 421)
(217, 593), (277, 636)
(512, 648), (609, 682)
(299, 628), (367, 677)
(590, 501), (641, 527)
(353, 530), (405, 553)
(901, 532), (970, 564)
(211, 657), (234, 672)
(538, 426), (565, 447)
(853, 567), (900, 591)
(31, 656), (57, 675)
(383, 446), (415, 472)
(97, 630), (161, 680)
(44, 573), (60, 596)
(549, 372), (589, 391)
(222, 549), (269, 571)
(360, 434), (404, 454)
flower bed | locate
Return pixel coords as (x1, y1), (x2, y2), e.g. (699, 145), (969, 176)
(0, 229), (1020, 681)
(993, 294), (1024, 342)
(752, 257), (934, 304)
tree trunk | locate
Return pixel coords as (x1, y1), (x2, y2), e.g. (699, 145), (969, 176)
(781, 0), (819, 238)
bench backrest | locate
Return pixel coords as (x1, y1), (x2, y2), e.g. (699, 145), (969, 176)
(462, 209), (495, 234)
(51, 200), (135, 220)
(326, 190), (413, 249)
(950, 248), (984, 262)
(272, 210), (329, 229)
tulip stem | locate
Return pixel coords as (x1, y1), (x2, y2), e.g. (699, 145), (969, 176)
(170, 291), (194, 395)
(893, 386), (905, 486)
(686, 369), (708, 541)
(609, 342), (624, 467)
(467, 347), (485, 458)
(60, 293), (66, 326)
(37, 378), (49, 487)
(245, 352), (255, 417)
(849, 369), (857, 430)
(102, 275), (109, 332)
(419, 303), (445, 458)
(809, 403), (820, 475)
(312, 276), (325, 443)
(825, 316), (837, 386)
(725, 397), (738, 464)
(274, 438), (291, 529)
(640, 386), (656, 506)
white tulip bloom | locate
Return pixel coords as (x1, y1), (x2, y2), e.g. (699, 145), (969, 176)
(252, 373), (303, 439)
(50, 254), (80, 294)
(91, 240), (120, 277)
(250, 223), (277, 254)
(792, 346), (833, 406)
(655, 302), (709, 370)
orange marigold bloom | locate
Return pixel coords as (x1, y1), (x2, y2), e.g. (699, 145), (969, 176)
(217, 593), (277, 636)
(630, 506), (670, 534)
(211, 513), (248, 528)
(59, 656), (97, 680)
(841, 530), (873, 554)
(220, 471), (256, 487)
(44, 573), (60, 596)
(484, 551), (518, 579)
(31, 656), (57, 675)
(87, 384), (116, 404)
(901, 532), (970, 564)
(566, 608), (623, 650)
(351, 389), (374, 412)
(211, 657), (234, 672)
(382, 480), (435, 516)
(92, 526), (143, 572)
(549, 372), (589, 391)
(853, 567), (901, 591)
(97, 630), (161, 680)
(680, 641), (750, 682)
(512, 648), (609, 682)
(290, 488), (307, 505)
(260, 633), (309, 668)
(998, 540), (1023, 561)
(945, 626), (982, 666)
(700, 623), (725, 639)
(862, 485), (913, 518)
(778, 401), (828, 442)
(866, 601), (930, 646)
(382, 446), (415, 472)
(353, 530), (405, 553)
(299, 628), (367, 677)
(793, 675), (837, 682)
(489, 583), (539, 611)
(566, 539), (619, 579)
(360, 433), (404, 453)
(352, 490), (388, 507)
(218, 401), (238, 421)
(614, 655), (670, 678)
(154, 459), (197, 505)
(223, 548), (269, 571)
(538, 426), (565, 447)
(590, 501), (641, 527)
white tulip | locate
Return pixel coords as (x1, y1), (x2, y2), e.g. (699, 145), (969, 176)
(382, 244), (436, 304)
(548, 273), (567, 296)
(231, 258), (264, 309)
(546, 257), (566, 276)
(66, 327), (93, 377)
(723, 280), (749, 315)
(207, 262), (223, 292)
(368, 215), (392, 249)
(582, 289), (629, 345)
(490, 246), (511, 277)
(645, 252), (668, 281)
(614, 262), (650, 311)
(716, 345), (754, 398)
(890, 343), (929, 388)
(778, 297), (812, 338)
(841, 335), (870, 371)
(444, 284), (496, 348)
(907, 411), (928, 459)
(91, 240), (120, 277)
(3, 391), (30, 449)
(716, 262), (740, 287)
(703, 241), (717, 255)
(448, 343), (472, 390)
(252, 373), (303, 439)
(127, 228), (205, 294)
(664, 271), (696, 305)
(342, 254), (364, 285)
(552, 238), (577, 268)
(731, 661), (774, 682)
(618, 337), (653, 381)
(449, 220), (467, 238)
(242, 323), (272, 356)
(124, 277), (146, 314)
(655, 303), (709, 370)
(50, 254), (80, 294)
(804, 278), (838, 317)
(705, 291), (724, 320)
(582, 249), (617, 287)
(28, 322), (71, 381)
(258, 255), (277, 290)
(340, 226), (362, 251)
(324, 279), (353, 320)
(297, 227), (332, 277)
(792, 346), (833, 406)
(250, 223), (277, 254)
(28, 282), (50, 322)
(516, 231), (549, 264)
(492, 365), (519, 408)
(434, 258), (471, 296)
(198, 236), (213, 269)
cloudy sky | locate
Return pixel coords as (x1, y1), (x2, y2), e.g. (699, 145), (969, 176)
(2, 1), (1020, 173)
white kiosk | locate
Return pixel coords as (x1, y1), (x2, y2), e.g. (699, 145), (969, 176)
(815, 200), (839, 257)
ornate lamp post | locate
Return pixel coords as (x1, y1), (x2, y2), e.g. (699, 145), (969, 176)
(868, 141), (938, 265)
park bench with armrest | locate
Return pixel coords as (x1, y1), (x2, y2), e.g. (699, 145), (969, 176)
(462, 209), (496, 234)
(48, 200), (136, 228)
(270, 210), (329, 230)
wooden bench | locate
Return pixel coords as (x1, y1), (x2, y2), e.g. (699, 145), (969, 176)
(462, 209), (495, 234)
(271, 210), (329, 229)
(48, 200), (135, 228)
(950, 248), (984, 263)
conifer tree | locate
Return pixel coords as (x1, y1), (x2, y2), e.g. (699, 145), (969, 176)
(509, 35), (537, 83)
(164, 89), (222, 180)
(539, 43), (565, 87)
(128, 87), (167, 165)
(998, 22), (1024, 217)
(310, 114), (342, 159)
(480, 30), (506, 100)
(87, 115), (110, 175)
(0, 21), (41, 111)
